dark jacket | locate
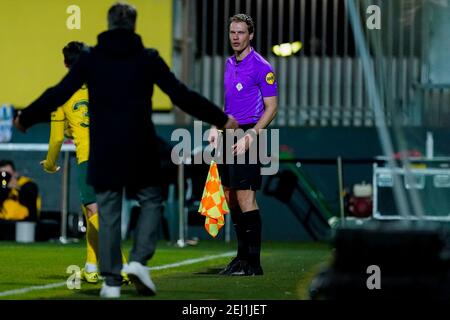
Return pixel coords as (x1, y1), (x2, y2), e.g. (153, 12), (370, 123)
(19, 29), (228, 190)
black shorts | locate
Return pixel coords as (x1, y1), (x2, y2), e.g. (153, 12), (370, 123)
(217, 123), (262, 190)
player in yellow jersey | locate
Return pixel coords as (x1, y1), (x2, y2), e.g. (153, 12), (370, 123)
(40, 41), (129, 284)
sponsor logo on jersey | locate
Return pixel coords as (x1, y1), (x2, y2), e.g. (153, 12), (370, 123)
(265, 72), (275, 85)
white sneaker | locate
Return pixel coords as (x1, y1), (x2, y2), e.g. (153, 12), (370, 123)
(125, 261), (156, 296)
(100, 283), (121, 298)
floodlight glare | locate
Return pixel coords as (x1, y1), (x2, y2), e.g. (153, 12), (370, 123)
(272, 41), (303, 57)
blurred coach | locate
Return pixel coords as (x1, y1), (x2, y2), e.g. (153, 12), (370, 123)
(14, 2), (237, 298)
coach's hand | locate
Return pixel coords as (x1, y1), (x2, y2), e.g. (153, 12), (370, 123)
(13, 110), (26, 133)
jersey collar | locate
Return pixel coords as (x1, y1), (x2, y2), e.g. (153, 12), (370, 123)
(232, 47), (255, 66)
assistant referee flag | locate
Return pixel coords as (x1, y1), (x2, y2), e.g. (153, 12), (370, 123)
(198, 161), (229, 237)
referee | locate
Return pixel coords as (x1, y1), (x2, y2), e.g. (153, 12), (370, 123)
(209, 14), (278, 276)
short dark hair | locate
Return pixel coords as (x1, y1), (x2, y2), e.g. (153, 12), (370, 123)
(62, 41), (87, 68)
(0, 160), (15, 171)
(108, 2), (137, 31)
(228, 14), (254, 34)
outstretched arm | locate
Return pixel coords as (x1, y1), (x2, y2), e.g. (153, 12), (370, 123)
(15, 52), (88, 131)
(150, 49), (235, 129)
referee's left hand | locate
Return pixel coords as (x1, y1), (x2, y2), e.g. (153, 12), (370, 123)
(232, 131), (256, 155)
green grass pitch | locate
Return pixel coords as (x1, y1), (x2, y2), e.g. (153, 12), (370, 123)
(0, 240), (331, 300)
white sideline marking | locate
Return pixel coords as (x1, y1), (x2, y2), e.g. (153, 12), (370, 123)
(0, 251), (234, 298)
(0, 282), (68, 298)
(148, 252), (234, 270)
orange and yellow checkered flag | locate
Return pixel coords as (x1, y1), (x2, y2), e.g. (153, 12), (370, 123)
(198, 160), (229, 237)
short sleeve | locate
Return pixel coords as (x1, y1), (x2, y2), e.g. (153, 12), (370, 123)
(51, 106), (65, 122)
(257, 64), (278, 97)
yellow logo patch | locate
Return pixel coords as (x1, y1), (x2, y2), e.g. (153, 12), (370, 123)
(265, 72), (275, 85)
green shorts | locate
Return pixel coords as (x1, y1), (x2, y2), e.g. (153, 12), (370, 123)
(77, 161), (97, 206)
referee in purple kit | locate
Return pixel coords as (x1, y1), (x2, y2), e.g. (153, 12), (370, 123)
(208, 14), (278, 276)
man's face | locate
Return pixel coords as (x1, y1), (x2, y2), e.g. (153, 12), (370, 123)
(229, 21), (253, 53)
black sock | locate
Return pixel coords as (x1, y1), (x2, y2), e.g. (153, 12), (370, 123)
(230, 207), (247, 260)
(242, 209), (262, 267)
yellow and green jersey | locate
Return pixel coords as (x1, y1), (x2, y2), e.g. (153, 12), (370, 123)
(44, 85), (89, 169)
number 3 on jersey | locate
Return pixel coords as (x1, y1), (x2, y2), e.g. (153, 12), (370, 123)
(73, 100), (89, 128)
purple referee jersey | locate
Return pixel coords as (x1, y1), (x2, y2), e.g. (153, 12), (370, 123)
(224, 48), (278, 125)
